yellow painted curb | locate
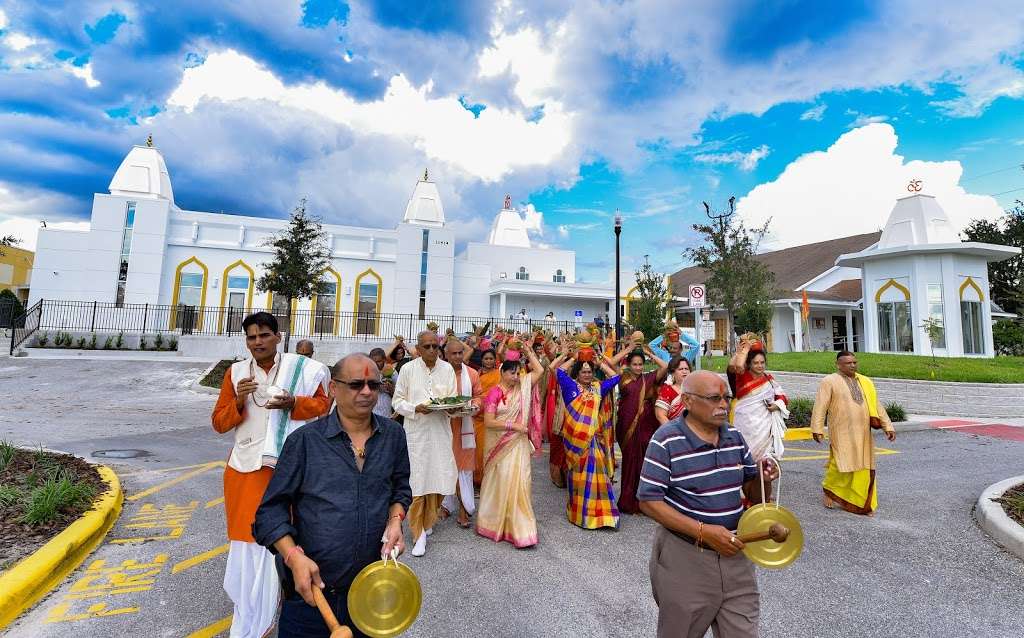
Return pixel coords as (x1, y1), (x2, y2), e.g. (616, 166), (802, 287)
(0, 464), (123, 629)
(784, 427), (814, 441)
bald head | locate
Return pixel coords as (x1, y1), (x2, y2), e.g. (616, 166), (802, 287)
(295, 339), (315, 358)
(331, 353), (381, 381)
(681, 370), (730, 430)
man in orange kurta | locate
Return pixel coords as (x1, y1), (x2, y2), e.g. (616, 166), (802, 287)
(441, 338), (484, 528)
(211, 312), (330, 638)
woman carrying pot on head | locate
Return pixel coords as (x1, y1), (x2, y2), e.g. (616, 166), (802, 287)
(727, 333), (789, 500)
(548, 342), (621, 530)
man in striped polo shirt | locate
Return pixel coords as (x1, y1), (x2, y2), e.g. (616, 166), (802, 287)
(638, 370), (779, 638)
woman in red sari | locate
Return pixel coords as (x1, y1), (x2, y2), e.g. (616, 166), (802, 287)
(612, 343), (668, 515)
(654, 356), (691, 424)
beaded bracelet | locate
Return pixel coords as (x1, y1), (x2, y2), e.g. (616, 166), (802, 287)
(284, 545), (305, 568)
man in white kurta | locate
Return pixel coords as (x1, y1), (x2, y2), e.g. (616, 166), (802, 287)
(392, 330), (458, 556)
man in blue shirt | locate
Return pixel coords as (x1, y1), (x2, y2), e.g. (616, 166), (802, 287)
(638, 370), (778, 638)
(255, 353), (412, 638)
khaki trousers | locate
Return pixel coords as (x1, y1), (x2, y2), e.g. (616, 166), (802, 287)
(649, 526), (759, 638)
(408, 494), (443, 540)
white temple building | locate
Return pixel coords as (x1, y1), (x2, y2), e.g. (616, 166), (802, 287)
(29, 143), (626, 339)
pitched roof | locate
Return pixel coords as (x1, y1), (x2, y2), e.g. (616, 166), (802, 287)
(669, 231), (881, 296)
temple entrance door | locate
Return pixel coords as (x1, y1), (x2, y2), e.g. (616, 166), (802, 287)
(831, 316), (847, 351)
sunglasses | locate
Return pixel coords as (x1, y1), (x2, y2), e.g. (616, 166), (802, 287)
(685, 392), (733, 404)
(333, 378), (382, 392)
(418, 344), (440, 350)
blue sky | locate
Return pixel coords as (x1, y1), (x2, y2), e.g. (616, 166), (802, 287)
(0, 1), (1022, 282)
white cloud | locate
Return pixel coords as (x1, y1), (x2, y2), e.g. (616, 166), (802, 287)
(0, 9), (7, 30)
(520, 202), (544, 236)
(68, 62), (100, 88)
(557, 224), (569, 239)
(736, 123), (1005, 251)
(477, 25), (561, 106)
(800, 104), (827, 121)
(3, 32), (36, 51)
(694, 145), (770, 171)
(0, 203), (91, 252)
(167, 49), (574, 183)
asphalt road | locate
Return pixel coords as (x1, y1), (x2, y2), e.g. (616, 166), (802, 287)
(1, 357), (1023, 638)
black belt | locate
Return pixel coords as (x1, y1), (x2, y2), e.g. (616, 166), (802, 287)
(669, 529), (704, 548)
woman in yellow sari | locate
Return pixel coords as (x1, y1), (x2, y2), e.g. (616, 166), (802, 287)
(476, 341), (544, 548)
(473, 349), (502, 485)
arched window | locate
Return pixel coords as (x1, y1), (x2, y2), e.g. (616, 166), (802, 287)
(170, 256), (208, 331)
(313, 268), (342, 335)
(875, 279), (913, 352)
(960, 277), (985, 355)
(219, 260), (254, 334)
(515, 266), (529, 281)
(553, 269), (565, 283)
(354, 268), (383, 335)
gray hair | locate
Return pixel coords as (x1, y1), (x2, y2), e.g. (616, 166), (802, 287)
(416, 329), (436, 343)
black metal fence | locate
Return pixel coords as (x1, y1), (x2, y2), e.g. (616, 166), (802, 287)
(10, 299), (582, 352)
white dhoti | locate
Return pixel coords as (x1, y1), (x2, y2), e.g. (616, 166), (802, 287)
(224, 540), (280, 638)
(442, 471), (476, 515)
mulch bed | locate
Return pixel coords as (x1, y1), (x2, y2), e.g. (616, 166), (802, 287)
(0, 450), (104, 571)
(199, 359), (235, 388)
(997, 483), (1024, 528)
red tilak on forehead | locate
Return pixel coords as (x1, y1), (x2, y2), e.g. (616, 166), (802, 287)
(364, 363), (371, 377)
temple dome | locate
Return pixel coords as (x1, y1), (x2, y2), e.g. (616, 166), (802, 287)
(877, 193), (960, 248)
(402, 172), (445, 227)
(486, 195), (531, 248)
(108, 144), (174, 203)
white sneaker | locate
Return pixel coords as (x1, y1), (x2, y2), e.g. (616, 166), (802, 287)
(412, 532), (427, 557)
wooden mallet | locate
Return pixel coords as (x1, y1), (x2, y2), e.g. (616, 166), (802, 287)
(737, 523), (790, 544)
(312, 586), (353, 638)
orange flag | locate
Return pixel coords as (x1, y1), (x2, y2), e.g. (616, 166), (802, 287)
(801, 290), (810, 321)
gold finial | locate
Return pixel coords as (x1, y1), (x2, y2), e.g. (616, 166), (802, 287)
(907, 179), (922, 193)
(423, 168), (429, 182)
(146, 134), (153, 148)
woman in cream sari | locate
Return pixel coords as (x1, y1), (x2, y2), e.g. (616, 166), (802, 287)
(477, 340), (545, 548)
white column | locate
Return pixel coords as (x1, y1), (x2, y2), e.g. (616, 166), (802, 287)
(792, 306), (803, 352)
(499, 292), (506, 319)
(845, 307), (853, 351)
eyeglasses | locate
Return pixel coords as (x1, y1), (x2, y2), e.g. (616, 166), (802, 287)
(418, 344), (439, 350)
(685, 392), (733, 404)
(333, 378), (382, 392)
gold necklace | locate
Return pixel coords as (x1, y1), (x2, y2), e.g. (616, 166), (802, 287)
(351, 444), (366, 459)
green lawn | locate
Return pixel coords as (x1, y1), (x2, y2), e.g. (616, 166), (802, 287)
(698, 352), (1024, 384)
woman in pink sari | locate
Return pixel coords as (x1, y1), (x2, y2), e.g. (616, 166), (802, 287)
(476, 339), (545, 548)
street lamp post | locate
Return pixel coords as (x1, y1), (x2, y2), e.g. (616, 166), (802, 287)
(614, 210), (622, 340)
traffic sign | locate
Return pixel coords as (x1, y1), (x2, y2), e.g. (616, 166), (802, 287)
(574, 309), (583, 318)
(688, 284), (706, 308)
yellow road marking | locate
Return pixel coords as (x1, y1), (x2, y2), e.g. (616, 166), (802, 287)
(119, 461), (224, 477)
(126, 461), (224, 502)
(185, 614), (233, 638)
(205, 497), (225, 509)
(781, 446), (899, 462)
(172, 543), (230, 574)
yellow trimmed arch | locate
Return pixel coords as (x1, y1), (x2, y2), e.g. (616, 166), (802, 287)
(218, 260), (255, 333)
(874, 279), (911, 303)
(959, 276), (984, 302)
(311, 267), (343, 335)
(169, 256), (208, 330)
(624, 285), (638, 323)
(352, 268), (384, 335)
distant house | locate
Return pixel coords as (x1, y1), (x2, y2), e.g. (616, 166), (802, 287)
(670, 191), (1019, 357)
(0, 244), (33, 305)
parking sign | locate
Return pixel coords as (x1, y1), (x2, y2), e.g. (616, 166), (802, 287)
(688, 284), (706, 308)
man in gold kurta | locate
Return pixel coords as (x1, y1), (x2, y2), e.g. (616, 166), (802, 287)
(810, 351), (896, 516)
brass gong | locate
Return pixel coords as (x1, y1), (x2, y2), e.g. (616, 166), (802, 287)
(736, 503), (803, 569)
(347, 555), (422, 638)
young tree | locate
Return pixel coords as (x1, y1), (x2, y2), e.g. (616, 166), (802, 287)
(685, 197), (776, 353)
(962, 200), (1024, 316)
(256, 199), (332, 352)
(629, 256), (668, 339)
(0, 234), (19, 257)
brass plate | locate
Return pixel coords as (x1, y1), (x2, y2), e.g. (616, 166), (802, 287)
(737, 504), (804, 569)
(348, 559), (422, 638)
